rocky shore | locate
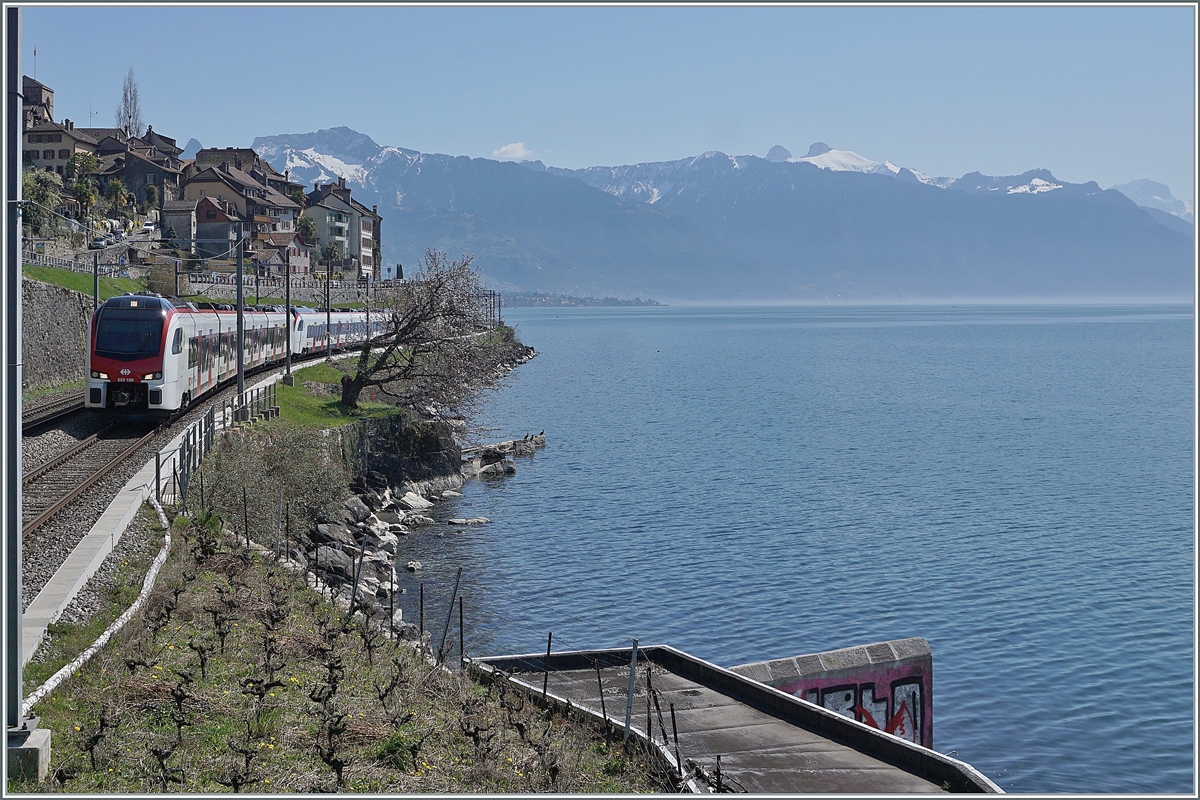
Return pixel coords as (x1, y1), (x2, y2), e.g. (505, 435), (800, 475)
(291, 426), (547, 637)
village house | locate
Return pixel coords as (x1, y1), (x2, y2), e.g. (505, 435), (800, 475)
(22, 119), (98, 177)
(264, 231), (312, 276)
(303, 177), (382, 279)
(161, 199), (198, 252)
(22, 75), (54, 130)
(182, 162), (300, 252)
(193, 196), (239, 259)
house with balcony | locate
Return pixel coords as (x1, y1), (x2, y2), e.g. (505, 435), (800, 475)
(189, 147), (305, 209)
(182, 162), (299, 252)
(303, 177), (382, 279)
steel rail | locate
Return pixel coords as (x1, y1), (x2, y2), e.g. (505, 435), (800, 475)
(22, 425), (159, 537)
(22, 397), (86, 435)
(22, 423), (117, 485)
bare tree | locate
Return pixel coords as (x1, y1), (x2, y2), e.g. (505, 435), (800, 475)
(336, 249), (509, 413)
(115, 66), (145, 138)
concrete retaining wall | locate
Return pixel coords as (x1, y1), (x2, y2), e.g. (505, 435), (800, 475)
(21, 277), (92, 392)
(728, 637), (934, 749)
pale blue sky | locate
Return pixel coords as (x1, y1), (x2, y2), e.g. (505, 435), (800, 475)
(20, 4), (1197, 200)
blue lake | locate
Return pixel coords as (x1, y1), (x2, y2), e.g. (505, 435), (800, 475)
(392, 304), (1194, 793)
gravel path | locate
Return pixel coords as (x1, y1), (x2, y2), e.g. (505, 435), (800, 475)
(25, 512), (158, 666)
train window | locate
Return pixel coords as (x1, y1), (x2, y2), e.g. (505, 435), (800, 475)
(188, 337), (197, 368)
(171, 328), (183, 355)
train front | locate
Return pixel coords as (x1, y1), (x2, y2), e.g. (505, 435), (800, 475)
(85, 294), (175, 417)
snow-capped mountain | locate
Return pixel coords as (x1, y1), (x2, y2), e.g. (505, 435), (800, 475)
(788, 141), (901, 175)
(1112, 179), (1193, 223)
(254, 127), (419, 198)
(251, 127), (1192, 301)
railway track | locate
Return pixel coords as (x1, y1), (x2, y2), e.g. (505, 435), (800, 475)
(23, 393), (87, 435)
(22, 422), (160, 537)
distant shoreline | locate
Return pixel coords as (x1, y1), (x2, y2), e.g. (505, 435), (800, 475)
(502, 292), (663, 308)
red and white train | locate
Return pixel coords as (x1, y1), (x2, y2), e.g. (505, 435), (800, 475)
(85, 292), (383, 415)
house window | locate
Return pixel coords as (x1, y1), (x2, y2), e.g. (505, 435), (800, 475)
(58, 149), (69, 159)
(42, 149), (54, 160)
(23, 150), (37, 160)
(27, 134), (37, 143)
(52, 133), (62, 142)
(199, 189), (205, 196)
(56, 166), (63, 175)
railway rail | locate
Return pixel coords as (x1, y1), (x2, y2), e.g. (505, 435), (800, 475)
(22, 422), (160, 537)
(23, 394), (87, 435)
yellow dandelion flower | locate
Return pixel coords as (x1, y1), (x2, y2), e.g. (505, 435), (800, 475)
(74, 726), (81, 731)
(268, 744), (275, 749)
(263, 778), (270, 784)
(108, 768), (113, 772)
(268, 692), (275, 697)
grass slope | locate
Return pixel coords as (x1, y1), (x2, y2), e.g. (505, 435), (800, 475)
(12, 509), (667, 793)
(23, 264), (144, 300)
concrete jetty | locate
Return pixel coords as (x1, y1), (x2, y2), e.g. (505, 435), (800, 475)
(472, 644), (1000, 794)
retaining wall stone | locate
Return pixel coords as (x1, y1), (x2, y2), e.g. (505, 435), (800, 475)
(22, 277), (92, 392)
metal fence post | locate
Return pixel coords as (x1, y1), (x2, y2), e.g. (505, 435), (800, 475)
(623, 638), (639, 744)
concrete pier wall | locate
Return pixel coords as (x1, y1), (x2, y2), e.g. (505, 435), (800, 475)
(729, 637), (934, 749)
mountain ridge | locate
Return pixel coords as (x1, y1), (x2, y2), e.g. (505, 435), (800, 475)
(251, 128), (1193, 301)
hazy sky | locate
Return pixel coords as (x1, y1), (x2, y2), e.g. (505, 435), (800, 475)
(19, 4), (1197, 201)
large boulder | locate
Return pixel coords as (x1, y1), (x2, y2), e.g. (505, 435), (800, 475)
(375, 509), (405, 526)
(312, 522), (356, 548)
(316, 546), (355, 582)
(398, 491), (433, 511)
(344, 495), (372, 522)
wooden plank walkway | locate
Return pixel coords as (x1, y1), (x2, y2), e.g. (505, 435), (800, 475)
(473, 645), (1000, 794)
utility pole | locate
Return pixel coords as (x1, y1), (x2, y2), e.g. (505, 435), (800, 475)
(325, 255), (331, 359)
(4, 5), (25, 734)
(236, 224), (245, 401)
(92, 251), (98, 310)
(283, 253), (293, 385)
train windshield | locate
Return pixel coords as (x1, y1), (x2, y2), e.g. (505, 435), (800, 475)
(95, 309), (165, 360)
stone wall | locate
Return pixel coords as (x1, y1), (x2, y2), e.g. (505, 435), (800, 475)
(21, 277), (92, 392)
(335, 413), (464, 495)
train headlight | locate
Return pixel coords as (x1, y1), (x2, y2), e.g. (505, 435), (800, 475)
(92, 371), (108, 379)
(145, 372), (161, 380)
